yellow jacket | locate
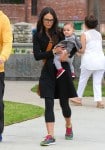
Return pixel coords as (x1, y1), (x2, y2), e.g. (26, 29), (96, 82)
(0, 11), (13, 72)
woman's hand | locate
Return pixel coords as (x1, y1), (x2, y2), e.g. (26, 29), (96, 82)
(53, 45), (64, 54)
(76, 51), (82, 56)
(59, 50), (70, 62)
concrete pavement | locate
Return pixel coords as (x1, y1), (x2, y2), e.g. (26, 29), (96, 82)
(0, 80), (105, 150)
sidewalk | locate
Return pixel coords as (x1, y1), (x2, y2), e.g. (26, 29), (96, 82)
(1, 80), (105, 150)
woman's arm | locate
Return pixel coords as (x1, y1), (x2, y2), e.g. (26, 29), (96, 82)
(33, 33), (54, 61)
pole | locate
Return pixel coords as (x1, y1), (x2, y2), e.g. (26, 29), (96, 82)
(93, 0), (100, 31)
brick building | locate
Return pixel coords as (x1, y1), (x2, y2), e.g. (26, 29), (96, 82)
(0, 0), (105, 31)
(0, 0), (88, 23)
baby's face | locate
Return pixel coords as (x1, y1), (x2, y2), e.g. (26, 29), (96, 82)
(63, 24), (74, 37)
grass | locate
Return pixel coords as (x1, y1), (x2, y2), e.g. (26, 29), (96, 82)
(31, 84), (39, 93)
(31, 78), (105, 97)
(73, 78), (105, 97)
(4, 101), (44, 126)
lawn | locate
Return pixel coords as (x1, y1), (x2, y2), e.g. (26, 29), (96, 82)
(31, 78), (105, 97)
(4, 101), (44, 126)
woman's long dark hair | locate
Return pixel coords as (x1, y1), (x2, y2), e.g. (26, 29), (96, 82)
(37, 7), (60, 45)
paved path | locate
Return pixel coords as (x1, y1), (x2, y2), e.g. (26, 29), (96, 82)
(0, 80), (105, 150)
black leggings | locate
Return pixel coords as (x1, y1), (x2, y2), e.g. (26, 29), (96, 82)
(0, 72), (5, 134)
(45, 97), (71, 122)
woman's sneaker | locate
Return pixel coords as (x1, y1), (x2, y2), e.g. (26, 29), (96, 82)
(65, 127), (73, 140)
(56, 68), (65, 79)
(0, 134), (2, 142)
(71, 72), (76, 80)
(40, 135), (56, 146)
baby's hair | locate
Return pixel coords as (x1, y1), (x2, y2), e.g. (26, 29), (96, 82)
(63, 22), (74, 28)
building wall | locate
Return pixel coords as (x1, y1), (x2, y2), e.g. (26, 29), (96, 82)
(87, 0), (105, 33)
(0, 0), (87, 24)
(1, 0), (105, 31)
(37, 0), (87, 21)
(0, 4), (26, 23)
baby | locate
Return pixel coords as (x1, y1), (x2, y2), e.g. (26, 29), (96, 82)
(54, 22), (82, 78)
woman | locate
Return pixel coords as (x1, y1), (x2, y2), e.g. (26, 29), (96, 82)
(33, 7), (78, 146)
(71, 15), (105, 108)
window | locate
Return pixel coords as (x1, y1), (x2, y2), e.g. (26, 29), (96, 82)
(31, 0), (37, 16)
(0, 0), (24, 3)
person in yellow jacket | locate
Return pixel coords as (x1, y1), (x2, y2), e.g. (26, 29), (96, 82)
(0, 11), (13, 142)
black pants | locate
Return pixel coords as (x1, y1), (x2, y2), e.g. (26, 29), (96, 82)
(45, 97), (71, 122)
(0, 72), (5, 134)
